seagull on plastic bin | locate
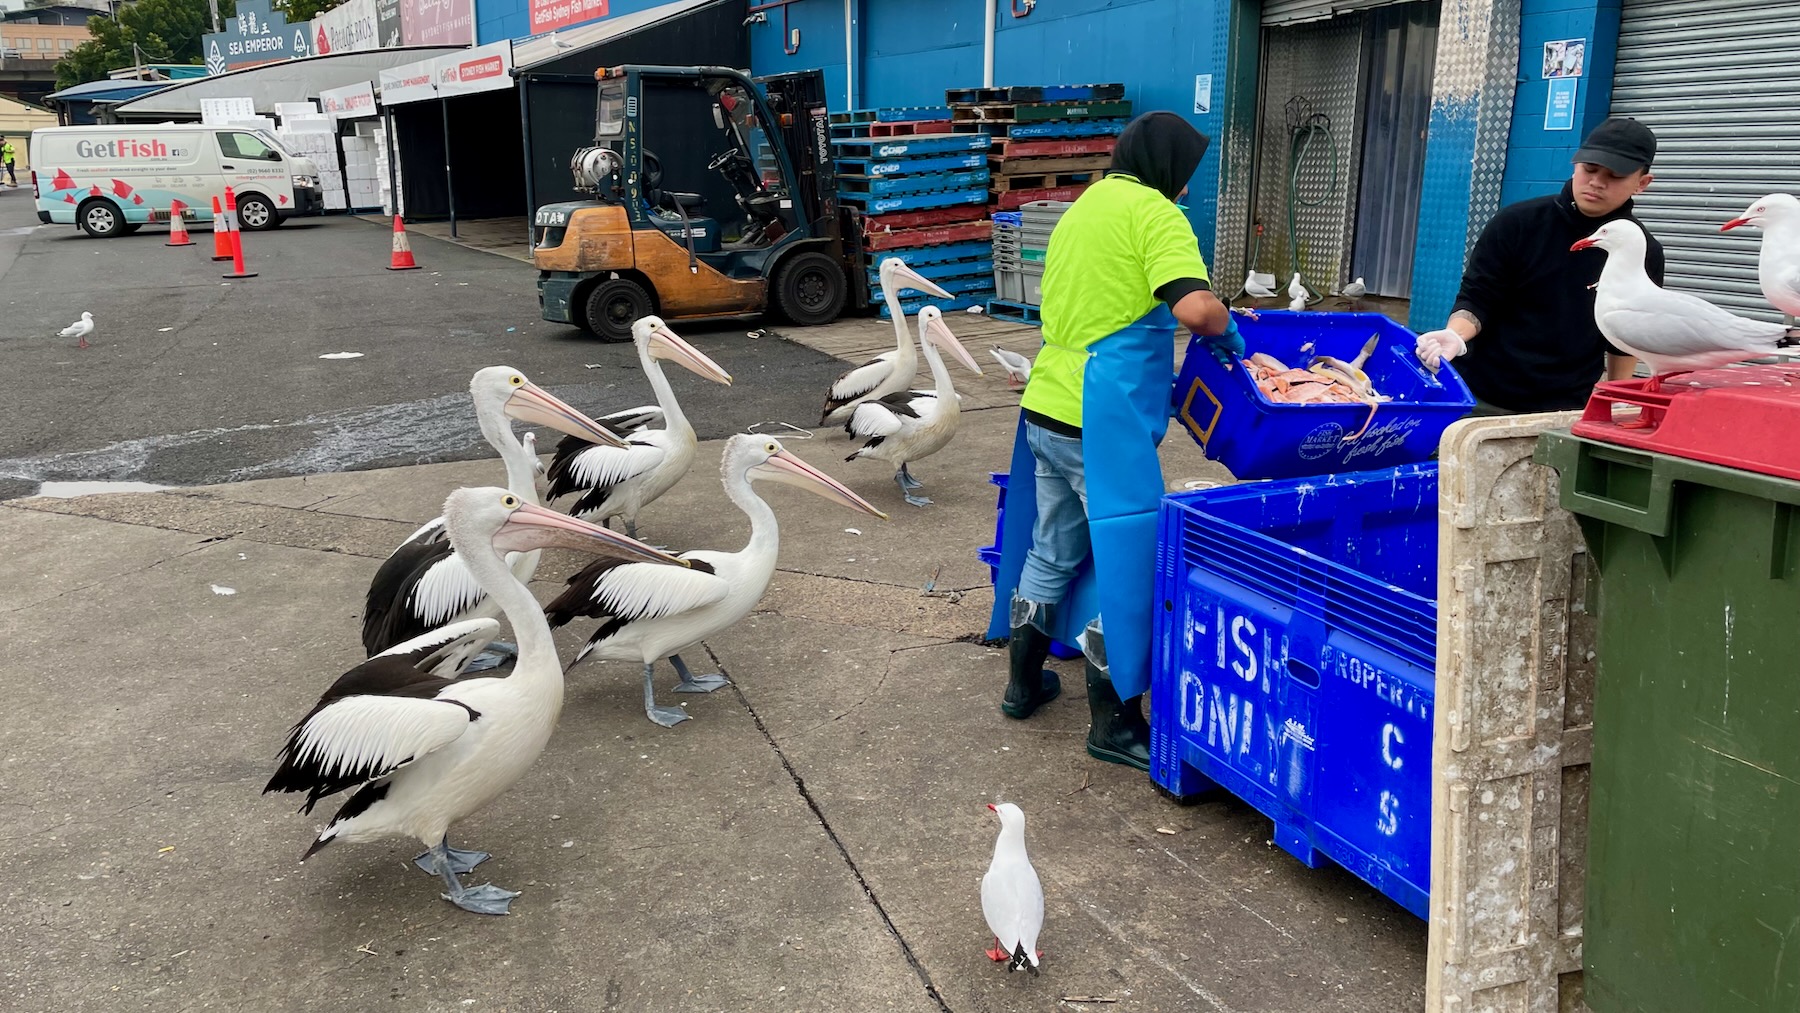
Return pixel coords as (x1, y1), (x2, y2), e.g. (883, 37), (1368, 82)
(361, 367), (631, 668)
(265, 488), (687, 915)
(989, 346), (1033, 389)
(981, 802), (1044, 975)
(844, 306), (984, 507)
(1572, 219), (1797, 387)
(60, 312), (94, 349)
(1287, 273), (1308, 312)
(819, 258), (953, 426)
(544, 316), (732, 541)
(1720, 193), (1800, 320)
(545, 435), (887, 727)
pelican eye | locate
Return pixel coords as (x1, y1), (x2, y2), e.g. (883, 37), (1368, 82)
(502, 494), (520, 508)
(765, 442), (779, 453)
(509, 375), (524, 387)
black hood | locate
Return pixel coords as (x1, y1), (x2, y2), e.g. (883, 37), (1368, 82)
(1108, 112), (1211, 201)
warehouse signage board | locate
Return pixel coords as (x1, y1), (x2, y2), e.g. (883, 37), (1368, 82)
(402, 0), (475, 47)
(315, 0), (381, 55)
(202, 0), (306, 74)
(379, 62), (439, 104)
(320, 80), (379, 118)
(380, 40), (514, 105)
(531, 0), (610, 35)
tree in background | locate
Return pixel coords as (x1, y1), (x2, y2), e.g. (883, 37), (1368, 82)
(277, 0), (346, 22)
(54, 0), (237, 89)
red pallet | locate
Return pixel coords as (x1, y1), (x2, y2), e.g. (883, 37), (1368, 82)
(990, 136), (1117, 158)
(858, 205), (990, 233)
(996, 182), (1093, 210)
(866, 119), (953, 137)
(1572, 365), (1800, 480)
(863, 220), (994, 251)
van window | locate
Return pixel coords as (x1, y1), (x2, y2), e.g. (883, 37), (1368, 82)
(217, 131), (282, 162)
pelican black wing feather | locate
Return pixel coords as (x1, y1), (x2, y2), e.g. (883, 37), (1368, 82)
(544, 433), (601, 502)
(361, 537), (455, 656)
(544, 556), (717, 627)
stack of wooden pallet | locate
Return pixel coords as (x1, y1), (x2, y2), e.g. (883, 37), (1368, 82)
(831, 108), (998, 317)
(944, 84), (1128, 210)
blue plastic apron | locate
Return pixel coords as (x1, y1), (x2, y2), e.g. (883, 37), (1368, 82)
(987, 305), (1177, 699)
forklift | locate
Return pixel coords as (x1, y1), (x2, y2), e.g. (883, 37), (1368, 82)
(533, 65), (870, 342)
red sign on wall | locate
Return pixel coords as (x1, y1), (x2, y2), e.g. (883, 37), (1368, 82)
(530, 0), (608, 34)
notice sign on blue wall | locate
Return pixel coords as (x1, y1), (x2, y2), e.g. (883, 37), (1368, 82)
(1545, 77), (1578, 131)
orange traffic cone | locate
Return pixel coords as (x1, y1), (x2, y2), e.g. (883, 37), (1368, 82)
(386, 215), (420, 271)
(221, 186), (257, 280)
(210, 196), (232, 261)
(165, 200), (195, 247)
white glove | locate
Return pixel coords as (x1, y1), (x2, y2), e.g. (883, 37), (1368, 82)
(1415, 328), (1468, 371)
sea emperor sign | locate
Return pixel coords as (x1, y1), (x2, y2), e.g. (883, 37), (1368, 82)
(202, 0), (304, 73)
(530, 0), (609, 35)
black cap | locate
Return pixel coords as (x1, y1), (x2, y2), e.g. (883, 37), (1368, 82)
(1573, 117), (1656, 175)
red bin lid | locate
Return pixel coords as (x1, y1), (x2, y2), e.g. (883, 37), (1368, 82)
(1572, 366), (1800, 480)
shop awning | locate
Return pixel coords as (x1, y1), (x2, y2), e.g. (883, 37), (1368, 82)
(512, 0), (724, 76)
(108, 47), (462, 120)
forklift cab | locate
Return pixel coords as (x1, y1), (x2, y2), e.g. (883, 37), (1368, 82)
(534, 65), (866, 342)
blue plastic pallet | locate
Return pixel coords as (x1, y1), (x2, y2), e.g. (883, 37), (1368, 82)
(986, 298), (1043, 324)
(831, 134), (992, 157)
(832, 106), (955, 124)
(977, 472), (1083, 660)
(860, 240), (993, 267)
(867, 258), (994, 284)
(835, 152), (987, 177)
(1172, 311), (1474, 481)
(837, 188), (991, 215)
(958, 119), (1129, 139)
(1149, 464), (1438, 919)
(877, 292), (992, 318)
(838, 168), (990, 197)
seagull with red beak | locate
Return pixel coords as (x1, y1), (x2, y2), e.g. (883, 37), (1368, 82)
(1721, 192), (1800, 320)
(981, 802), (1044, 975)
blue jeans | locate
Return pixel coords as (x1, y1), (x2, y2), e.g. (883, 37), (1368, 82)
(1017, 421), (1090, 605)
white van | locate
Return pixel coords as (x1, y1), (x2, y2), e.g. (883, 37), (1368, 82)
(29, 124), (324, 238)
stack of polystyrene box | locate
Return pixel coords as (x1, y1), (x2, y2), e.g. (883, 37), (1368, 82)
(277, 115), (346, 212)
(342, 133), (380, 211)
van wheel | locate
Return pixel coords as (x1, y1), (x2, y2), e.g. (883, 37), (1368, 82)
(772, 251), (847, 326)
(581, 278), (653, 343)
(78, 199), (123, 238)
(237, 194), (278, 231)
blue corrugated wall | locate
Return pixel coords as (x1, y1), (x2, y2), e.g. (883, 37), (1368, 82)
(749, 0), (1232, 260)
(478, 0), (679, 45)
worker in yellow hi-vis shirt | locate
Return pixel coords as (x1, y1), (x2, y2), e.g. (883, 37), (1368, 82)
(988, 111), (1243, 771)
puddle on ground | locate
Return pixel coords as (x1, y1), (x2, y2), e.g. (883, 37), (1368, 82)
(32, 480), (170, 498)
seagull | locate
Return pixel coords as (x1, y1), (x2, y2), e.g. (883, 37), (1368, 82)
(60, 312), (94, 349)
(1573, 218), (1797, 389)
(1287, 273), (1308, 312)
(981, 802), (1043, 975)
(1242, 271), (1278, 301)
(1721, 193), (1800, 320)
(1339, 276), (1367, 308)
(989, 346), (1033, 389)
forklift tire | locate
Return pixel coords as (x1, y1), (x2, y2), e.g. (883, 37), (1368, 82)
(772, 251), (848, 327)
(582, 277), (654, 343)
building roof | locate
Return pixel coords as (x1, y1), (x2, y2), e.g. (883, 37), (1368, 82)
(44, 78), (166, 104)
(109, 45), (460, 118)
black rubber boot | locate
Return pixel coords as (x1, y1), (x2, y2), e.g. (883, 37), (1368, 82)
(1001, 620), (1061, 719)
(1085, 660), (1151, 770)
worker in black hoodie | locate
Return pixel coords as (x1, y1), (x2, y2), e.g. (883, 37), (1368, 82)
(1415, 117), (1666, 413)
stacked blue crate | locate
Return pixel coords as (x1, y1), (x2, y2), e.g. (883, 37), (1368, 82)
(833, 110), (997, 316)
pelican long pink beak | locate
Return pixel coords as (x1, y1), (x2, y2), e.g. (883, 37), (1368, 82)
(924, 313), (983, 375)
(649, 322), (733, 385)
(493, 500), (689, 564)
(504, 381), (629, 448)
(755, 447), (889, 519)
(884, 259), (953, 301)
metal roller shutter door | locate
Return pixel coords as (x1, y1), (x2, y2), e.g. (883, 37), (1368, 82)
(1264, 0), (1418, 27)
(1610, 0), (1800, 320)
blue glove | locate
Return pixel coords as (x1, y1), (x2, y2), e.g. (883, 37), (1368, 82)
(1203, 315), (1245, 366)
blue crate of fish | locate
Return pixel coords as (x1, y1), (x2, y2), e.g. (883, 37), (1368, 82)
(977, 473), (1083, 661)
(1173, 311), (1474, 481)
(1149, 463), (1438, 919)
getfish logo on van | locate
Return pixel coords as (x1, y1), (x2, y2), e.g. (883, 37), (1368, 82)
(73, 138), (189, 160)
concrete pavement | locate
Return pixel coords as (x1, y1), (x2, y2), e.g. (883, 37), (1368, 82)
(0, 384), (1427, 1011)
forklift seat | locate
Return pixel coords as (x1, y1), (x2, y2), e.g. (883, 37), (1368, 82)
(657, 191), (707, 211)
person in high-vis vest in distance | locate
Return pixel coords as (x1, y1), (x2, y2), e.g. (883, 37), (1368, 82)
(0, 136), (16, 187)
(988, 111), (1242, 771)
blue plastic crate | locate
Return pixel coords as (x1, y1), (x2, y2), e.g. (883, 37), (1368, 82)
(978, 472), (1082, 660)
(1148, 464), (1437, 919)
(1173, 311), (1474, 481)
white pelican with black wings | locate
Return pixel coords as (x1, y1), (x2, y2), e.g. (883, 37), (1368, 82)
(265, 488), (687, 915)
(819, 258), (952, 425)
(545, 316), (733, 540)
(845, 305), (984, 507)
(545, 434), (888, 727)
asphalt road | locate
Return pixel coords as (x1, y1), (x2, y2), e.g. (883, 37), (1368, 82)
(0, 190), (850, 500)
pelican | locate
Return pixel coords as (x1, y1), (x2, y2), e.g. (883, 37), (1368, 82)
(362, 368), (627, 661)
(265, 488), (687, 915)
(819, 258), (952, 425)
(361, 367), (628, 666)
(545, 434), (888, 727)
(988, 346), (1032, 389)
(545, 316), (733, 540)
(844, 306), (983, 507)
